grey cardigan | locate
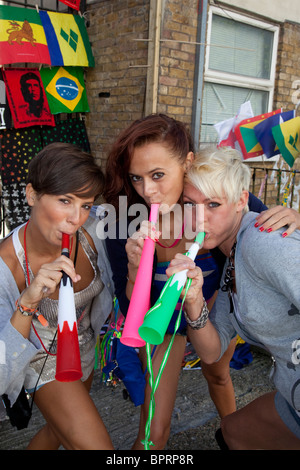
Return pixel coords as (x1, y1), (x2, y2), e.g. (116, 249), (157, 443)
(210, 211), (300, 413)
(0, 207), (114, 404)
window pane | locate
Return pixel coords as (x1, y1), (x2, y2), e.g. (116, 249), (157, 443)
(209, 14), (274, 79)
(200, 82), (269, 143)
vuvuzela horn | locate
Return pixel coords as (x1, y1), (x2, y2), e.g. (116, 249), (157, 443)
(120, 204), (160, 347)
(55, 233), (83, 382)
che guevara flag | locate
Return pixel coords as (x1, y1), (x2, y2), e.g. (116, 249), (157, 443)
(0, 5), (51, 65)
(2, 68), (55, 129)
(40, 66), (89, 114)
(253, 110), (295, 159)
(39, 11), (95, 67)
(235, 109), (281, 160)
(271, 116), (300, 167)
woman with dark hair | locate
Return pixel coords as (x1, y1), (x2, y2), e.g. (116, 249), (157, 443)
(0, 142), (114, 449)
(103, 113), (300, 449)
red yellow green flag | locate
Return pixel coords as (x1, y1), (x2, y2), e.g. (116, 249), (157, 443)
(0, 5), (51, 65)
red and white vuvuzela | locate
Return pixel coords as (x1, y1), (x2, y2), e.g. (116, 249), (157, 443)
(55, 233), (83, 382)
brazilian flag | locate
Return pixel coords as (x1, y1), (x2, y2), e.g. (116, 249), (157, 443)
(40, 66), (89, 114)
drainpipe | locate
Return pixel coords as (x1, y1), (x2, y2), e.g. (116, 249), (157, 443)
(145, 0), (162, 115)
(191, 0), (208, 152)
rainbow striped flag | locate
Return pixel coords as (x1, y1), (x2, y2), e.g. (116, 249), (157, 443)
(0, 5), (51, 65)
(39, 11), (94, 67)
(272, 116), (300, 167)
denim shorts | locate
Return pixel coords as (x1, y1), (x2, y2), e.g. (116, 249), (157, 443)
(275, 391), (300, 439)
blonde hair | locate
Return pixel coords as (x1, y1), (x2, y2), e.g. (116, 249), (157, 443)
(186, 146), (250, 210)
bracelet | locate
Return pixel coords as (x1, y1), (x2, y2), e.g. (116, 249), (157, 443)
(15, 298), (39, 317)
(184, 298), (209, 330)
(126, 274), (135, 286)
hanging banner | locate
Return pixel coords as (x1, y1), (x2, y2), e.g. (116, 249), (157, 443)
(40, 66), (89, 114)
(59, 0), (81, 11)
(214, 101), (254, 150)
(2, 68), (55, 129)
(0, 5), (51, 65)
(272, 117), (300, 167)
(235, 110), (281, 160)
(0, 70), (12, 129)
(253, 110), (295, 159)
(39, 11), (95, 67)
(0, 127), (43, 185)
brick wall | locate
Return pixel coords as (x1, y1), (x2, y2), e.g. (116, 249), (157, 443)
(85, 0), (150, 169)
(157, 0), (198, 125)
(85, 0), (199, 167)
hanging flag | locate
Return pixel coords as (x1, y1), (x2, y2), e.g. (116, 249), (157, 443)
(2, 68), (55, 129)
(59, 0), (81, 11)
(39, 11), (95, 67)
(235, 110), (281, 160)
(40, 66), (89, 114)
(254, 110), (295, 159)
(214, 101), (253, 152)
(0, 5), (51, 65)
(271, 117), (300, 167)
(0, 70), (12, 129)
(281, 172), (293, 206)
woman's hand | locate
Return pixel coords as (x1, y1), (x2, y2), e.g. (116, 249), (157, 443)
(126, 221), (160, 280)
(19, 255), (81, 310)
(166, 253), (204, 310)
(255, 206), (300, 237)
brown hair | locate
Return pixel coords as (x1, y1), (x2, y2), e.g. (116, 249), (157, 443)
(27, 142), (104, 199)
(103, 113), (194, 210)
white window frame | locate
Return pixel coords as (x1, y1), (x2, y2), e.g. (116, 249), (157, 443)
(204, 6), (279, 111)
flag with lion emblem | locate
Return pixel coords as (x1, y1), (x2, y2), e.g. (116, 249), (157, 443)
(0, 5), (51, 65)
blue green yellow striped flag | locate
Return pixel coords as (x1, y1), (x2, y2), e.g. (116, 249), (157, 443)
(39, 11), (94, 67)
(271, 116), (300, 167)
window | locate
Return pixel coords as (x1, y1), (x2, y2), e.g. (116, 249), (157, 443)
(200, 6), (279, 144)
(0, 0), (66, 12)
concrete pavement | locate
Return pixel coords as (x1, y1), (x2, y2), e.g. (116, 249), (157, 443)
(0, 347), (274, 451)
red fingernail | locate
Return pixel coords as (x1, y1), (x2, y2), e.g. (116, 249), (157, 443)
(282, 232), (287, 238)
(259, 227), (264, 232)
(267, 228), (273, 233)
(254, 222), (259, 227)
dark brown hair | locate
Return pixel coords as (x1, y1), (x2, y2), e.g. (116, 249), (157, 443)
(27, 142), (104, 199)
(103, 113), (194, 210)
